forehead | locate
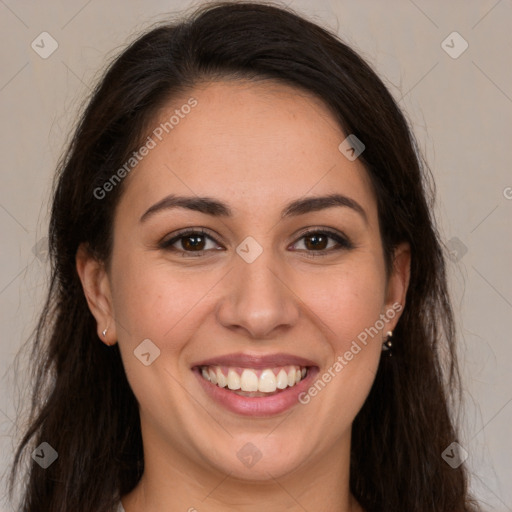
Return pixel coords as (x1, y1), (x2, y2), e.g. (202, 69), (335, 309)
(117, 80), (377, 226)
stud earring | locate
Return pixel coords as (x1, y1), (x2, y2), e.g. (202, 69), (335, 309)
(382, 330), (393, 354)
(101, 327), (116, 346)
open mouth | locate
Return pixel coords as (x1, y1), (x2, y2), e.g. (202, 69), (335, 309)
(191, 352), (319, 416)
(198, 365), (309, 397)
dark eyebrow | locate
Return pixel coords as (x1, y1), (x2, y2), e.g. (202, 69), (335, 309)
(140, 193), (367, 224)
(281, 193), (367, 224)
(140, 195), (231, 222)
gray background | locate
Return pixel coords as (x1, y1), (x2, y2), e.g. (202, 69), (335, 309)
(1, 0), (511, 510)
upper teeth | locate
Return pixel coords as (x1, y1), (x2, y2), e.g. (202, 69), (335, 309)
(200, 365), (307, 393)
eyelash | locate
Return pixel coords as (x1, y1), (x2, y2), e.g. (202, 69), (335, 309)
(159, 228), (354, 258)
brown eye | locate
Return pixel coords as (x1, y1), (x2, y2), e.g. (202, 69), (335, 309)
(159, 229), (223, 256)
(180, 234), (207, 251)
(291, 229), (353, 256)
(303, 233), (329, 250)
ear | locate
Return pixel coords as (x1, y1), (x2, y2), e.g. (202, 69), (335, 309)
(76, 243), (117, 346)
(383, 242), (411, 331)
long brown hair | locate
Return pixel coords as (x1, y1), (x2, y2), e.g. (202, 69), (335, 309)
(9, 2), (479, 511)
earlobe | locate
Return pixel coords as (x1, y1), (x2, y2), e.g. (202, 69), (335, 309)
(75, 244), (117, 345)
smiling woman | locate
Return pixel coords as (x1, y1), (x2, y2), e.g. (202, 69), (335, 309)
(9, 2), (480, 512)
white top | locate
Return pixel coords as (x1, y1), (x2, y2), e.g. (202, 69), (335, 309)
(116, 502), (125, 512)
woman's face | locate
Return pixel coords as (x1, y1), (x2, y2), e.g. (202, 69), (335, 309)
(79, 80), (409, 483)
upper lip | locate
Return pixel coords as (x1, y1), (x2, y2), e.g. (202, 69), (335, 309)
(192, 352), (318, 369)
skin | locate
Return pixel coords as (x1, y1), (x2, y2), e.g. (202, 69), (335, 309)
(77, 80), (410, 512)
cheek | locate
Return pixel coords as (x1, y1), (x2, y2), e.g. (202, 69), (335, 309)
(109, 250), (216, 347)
(298, 256), (387, 349)
(297, 260), (386, 427)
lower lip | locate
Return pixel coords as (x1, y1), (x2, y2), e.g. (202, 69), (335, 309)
(193, 367), (319, 417)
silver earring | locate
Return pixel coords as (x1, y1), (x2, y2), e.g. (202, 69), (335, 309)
(102, 327), (108, 337)
(382, 330), (393, 353)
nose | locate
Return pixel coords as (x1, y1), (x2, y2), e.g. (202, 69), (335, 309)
(215, 248), (300, 340)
